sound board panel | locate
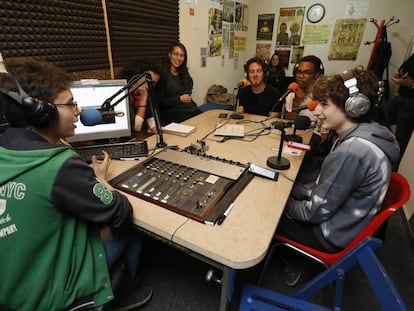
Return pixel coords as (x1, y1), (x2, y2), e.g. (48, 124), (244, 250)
(110, 148), (254, 224)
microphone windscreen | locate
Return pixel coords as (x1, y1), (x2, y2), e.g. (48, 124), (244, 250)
(294, 116), (311, 130)
(306, 100), (319, 111)
(80, 109), (102, 126)
(239, 78), (249, 87)
(287, 82), (299, 92)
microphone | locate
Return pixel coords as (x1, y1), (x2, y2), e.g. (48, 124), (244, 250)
(234, 78), (249, 90)
(230, 78), (248, 119)
(272, 82), (299, 113)
(80, 108), (125, 126)
(272, 116), (311, 143)
(279, 82), (299, 103)
(291, 100), (319, 112)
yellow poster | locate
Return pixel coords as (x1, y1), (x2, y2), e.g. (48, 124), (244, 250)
(328, 18), (367, 60)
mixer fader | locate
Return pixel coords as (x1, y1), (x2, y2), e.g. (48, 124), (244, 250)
(110, 147), (253, 223)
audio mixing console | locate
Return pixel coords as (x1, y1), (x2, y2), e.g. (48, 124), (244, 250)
(110, 147), (254, 223)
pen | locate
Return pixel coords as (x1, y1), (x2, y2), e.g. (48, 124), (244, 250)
(119, 157), (141, 161)
(217, 203), (235, 225)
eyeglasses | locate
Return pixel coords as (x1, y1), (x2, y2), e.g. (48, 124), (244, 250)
(171, 52), (185, 59)
(295, 70), (316, 77)
(55, 101), (78, 109)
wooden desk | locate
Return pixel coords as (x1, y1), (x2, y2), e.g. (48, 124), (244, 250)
(107, 109), (311, 310)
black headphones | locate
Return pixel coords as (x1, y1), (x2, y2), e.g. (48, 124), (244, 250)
(340, 68), (371, 118)
(293, 55), (325, 76)
(1, 75), (57, 128)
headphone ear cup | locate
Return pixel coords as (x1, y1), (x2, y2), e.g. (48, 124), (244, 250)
(293, 62), (299, 76)
(22, 96), (58, 128)
(344, 94), (371, 118)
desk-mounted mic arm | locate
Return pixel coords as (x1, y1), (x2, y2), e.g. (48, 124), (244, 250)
(101, 72), (166, 148)
(101, 72), (148, 111)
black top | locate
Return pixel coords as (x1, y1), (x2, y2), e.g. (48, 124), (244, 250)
(238, 84), (282, 116)
(267, 66), (286, 91)
(157, 71), (201, 124)
(398, 53), (414, 98)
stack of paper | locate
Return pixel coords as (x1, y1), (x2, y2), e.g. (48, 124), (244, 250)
(162, 122), (197, 137)
(214, 124), (245, 137)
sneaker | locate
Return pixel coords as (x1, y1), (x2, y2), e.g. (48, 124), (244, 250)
(110, 285), (153, 311)
(284, 266), (302, 287)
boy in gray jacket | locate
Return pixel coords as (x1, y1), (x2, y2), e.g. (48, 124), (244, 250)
(276, 67), (400, 286)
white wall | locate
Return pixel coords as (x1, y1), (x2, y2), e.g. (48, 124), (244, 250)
(179, 0), (414, 105)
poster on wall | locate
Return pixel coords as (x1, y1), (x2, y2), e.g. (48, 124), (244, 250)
(209, 0), (222, 9)
(274, 47), (291, 69)
(291, 46), (304, 64)
(208, 7), (223, 57)
(328, 18), (367, 60)
(256, 43), (272, 61)
(223, 0), (234, 23)
(242, 4), (249, 31)
(256, 14), (275, 41)
(276, 7), (305, 46)
(235, 2), (243, 31)
(302, 24), (331, 44)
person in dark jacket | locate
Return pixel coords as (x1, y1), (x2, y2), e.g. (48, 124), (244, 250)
(238, 57), (282, 117)
(386, 53), (414, 156)
(157, 42), (201, 124)
(267, 52), (286, 92)
(0, 58), (152, 310)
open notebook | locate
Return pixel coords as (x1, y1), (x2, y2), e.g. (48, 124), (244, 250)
(67, 79), (131, 144)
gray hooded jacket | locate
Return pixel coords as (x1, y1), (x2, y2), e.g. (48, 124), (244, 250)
(285, 122), (400, 248)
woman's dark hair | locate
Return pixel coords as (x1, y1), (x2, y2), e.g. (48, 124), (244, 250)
(118, 57), (164, 91)
(166, 41), (189, 86)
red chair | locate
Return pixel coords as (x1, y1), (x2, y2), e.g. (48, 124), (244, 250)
(273, 172), (411, 267)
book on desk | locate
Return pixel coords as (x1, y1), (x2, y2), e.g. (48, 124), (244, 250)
(162, 122), (197, 137)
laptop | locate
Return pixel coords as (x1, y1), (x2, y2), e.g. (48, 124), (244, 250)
(67, 79), (131, 144)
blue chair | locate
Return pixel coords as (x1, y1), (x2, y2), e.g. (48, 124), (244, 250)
(239, 237), (407, 311)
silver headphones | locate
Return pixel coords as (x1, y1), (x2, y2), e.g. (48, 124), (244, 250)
(340, 68), (371, 118)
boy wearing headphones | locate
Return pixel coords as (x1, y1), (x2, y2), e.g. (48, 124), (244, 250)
(276, 67), (400, 286)
(287, 55), (325, 121)
(238, 57), (282, 117)
(0, 58), (152, 310)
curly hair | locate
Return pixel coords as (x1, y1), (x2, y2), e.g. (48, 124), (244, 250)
(312, 67), (378, 122)
(0, 57), (72, 127)
(244, 57), (267, 77)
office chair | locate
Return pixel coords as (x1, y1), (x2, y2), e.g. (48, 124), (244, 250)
(273, 171), (411, 267)
(240, 237), (407, 311)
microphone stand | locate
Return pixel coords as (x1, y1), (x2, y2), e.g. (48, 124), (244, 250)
(146, 74), (167, 148)
(101, 72), (167, 148)
(284, 126), (303, 143)
(266, 124), (290, 170)
(230, 88), (244, 119)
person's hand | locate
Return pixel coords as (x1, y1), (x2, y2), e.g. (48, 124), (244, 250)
(91, 150), (111, 183)
(136, 85), (149, 103)
(392, 72), (414, 87)
(180, 94), (192, 104)
(294, 87), (307, 102)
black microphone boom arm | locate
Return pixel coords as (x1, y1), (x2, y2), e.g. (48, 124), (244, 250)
(101, 72), (166, 148)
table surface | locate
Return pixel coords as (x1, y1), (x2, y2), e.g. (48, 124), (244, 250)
(107, 109), (312, 269)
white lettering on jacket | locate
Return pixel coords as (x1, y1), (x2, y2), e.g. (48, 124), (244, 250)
(0, 181), (26, 200)
(0, 223), (18, 238)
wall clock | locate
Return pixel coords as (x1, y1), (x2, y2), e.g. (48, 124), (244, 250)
(306, 3), (325, 23)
